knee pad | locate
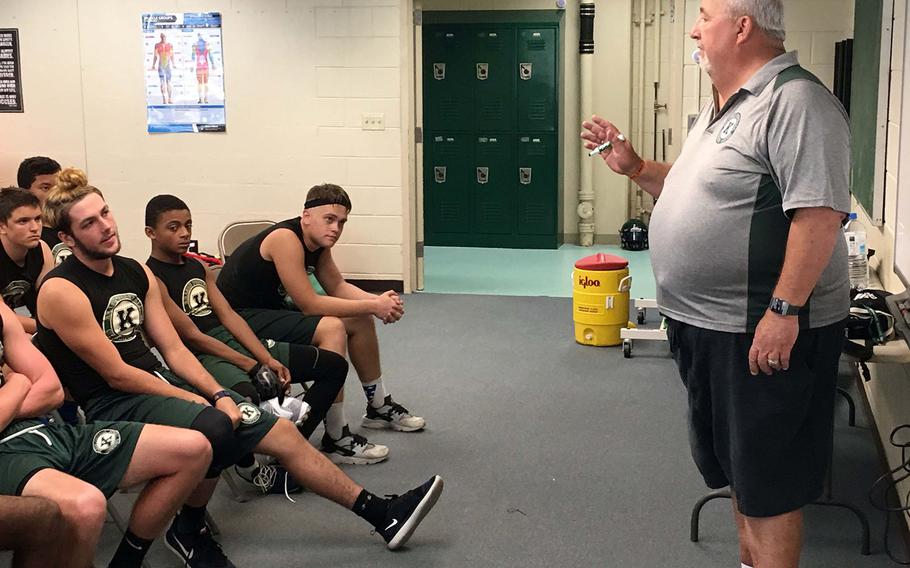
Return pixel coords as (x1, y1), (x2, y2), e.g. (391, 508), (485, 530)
(231, 380), (261, 405)
(289, 345), (348, 387)
(189, 407), (235, 477)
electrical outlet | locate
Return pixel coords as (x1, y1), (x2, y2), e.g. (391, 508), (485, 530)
(361, 113), (385, 131)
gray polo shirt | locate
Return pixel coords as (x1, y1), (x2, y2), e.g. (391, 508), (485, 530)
(650, 51), (850, 333)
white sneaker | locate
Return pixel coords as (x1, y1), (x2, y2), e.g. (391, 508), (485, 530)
(362, 395), (426, 432)
(321, 425), (389, 465)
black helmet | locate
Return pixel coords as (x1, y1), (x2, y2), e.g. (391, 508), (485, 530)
(619, 219), (649, 251)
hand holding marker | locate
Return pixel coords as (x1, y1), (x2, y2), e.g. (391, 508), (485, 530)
(588, 134), (626, 157)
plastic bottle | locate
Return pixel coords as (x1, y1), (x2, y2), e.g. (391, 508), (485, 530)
(844, 212), (869, 290)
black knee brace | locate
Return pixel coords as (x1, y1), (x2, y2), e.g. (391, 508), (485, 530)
(288, 345), (348, 438)
(189, 406), (235, 478)
(230, 380), (261, 405)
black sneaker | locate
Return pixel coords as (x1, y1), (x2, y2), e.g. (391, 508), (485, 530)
(378, 475), (444, 550)
(235, 464), (304, 499)
(165, 525), (236, 568)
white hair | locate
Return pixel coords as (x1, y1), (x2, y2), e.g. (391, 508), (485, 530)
(726, 0), (786, 42)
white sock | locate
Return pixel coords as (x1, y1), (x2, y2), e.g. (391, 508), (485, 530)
(235, 459), (258, 478)
(742, 563), (753, 568)
(362, 378), (388, 409)
(324, 402), (347, 439)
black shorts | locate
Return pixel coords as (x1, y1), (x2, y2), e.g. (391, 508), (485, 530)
(666, 318), (845, 517)
(238, 308), (322, 345)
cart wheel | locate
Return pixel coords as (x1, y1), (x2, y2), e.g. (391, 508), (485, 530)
(623, 339), (632, 358)
(637, 308), (646, 325)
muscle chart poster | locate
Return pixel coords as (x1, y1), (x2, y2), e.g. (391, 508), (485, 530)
(142, 13), (226, 133)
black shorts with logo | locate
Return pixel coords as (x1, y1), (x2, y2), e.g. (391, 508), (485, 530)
(666, 318), (845, 517)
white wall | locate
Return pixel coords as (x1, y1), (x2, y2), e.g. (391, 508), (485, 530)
(0, 0), (407, 282)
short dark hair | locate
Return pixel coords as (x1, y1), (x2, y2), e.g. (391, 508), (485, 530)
(145, 194), (190, 227)
(0, 187), (41, 223)
(17, 156), (61, 189)
(305, 183), (352, 211)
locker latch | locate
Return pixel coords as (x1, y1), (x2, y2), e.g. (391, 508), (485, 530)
(519, 62), (532, 80)
(519, 168), (532, 185)
(434, 166), (447, 183)
(476, 63), (488, 80)
(433, 63), (446, 80)
(476, 167), (489, 184)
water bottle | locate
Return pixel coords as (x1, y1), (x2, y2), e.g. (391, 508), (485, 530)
(844, 213), (869, 290)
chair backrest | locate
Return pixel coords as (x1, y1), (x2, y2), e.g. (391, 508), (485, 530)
(218, 220), (275, 260)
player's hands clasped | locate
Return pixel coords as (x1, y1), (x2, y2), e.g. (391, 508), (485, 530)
(581, 115), (643, 177)
(373, 290), (404, 324)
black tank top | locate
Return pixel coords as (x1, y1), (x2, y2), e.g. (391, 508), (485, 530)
(35, 255), (162, 405)
(40, 226), (73, 266)
(217, 217), (324, 310)
(0, 241), (45, 314)
(146, 256), (221, 333)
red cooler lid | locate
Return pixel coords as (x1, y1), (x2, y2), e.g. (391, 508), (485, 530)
(574, 253), (629, 270)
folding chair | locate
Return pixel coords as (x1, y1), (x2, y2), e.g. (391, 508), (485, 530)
(218, 220), (275, 261)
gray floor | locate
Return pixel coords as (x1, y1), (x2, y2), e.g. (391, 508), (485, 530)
(21, 294), (902, 566)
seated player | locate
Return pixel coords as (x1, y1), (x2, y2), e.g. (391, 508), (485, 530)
(36, 168), (443, 567)
(0, 188), (54, 333)
(16, 156), (70, 265)
(217, 183), (425, 466)
(143, 194), (348, 490)
(0, 297), (212, 568)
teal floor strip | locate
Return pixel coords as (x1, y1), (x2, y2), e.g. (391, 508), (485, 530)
(423, 245), (656, 299)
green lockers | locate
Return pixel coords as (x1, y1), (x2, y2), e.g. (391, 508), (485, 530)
(423, 16), (559, 249)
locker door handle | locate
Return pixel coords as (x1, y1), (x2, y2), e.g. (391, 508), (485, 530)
(519, 167), (532, 185)
(476, 167), (489, 184)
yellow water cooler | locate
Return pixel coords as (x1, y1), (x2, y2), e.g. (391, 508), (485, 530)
(573, 253), (632, 346)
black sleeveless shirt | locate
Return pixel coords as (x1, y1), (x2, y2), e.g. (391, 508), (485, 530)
(146, 256), (221, 333)
(217, 217), (324, 310)
(35, 255), (161, 405)
(0, 241), (44, 314)
(40, 226), (72, 266)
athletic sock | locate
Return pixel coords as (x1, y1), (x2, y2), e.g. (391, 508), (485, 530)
(324, 402), (347, 439)
(173, 504), (207, 535)
(362, 378), (387, 409)
(352, 489), (390, 528)
(235, 453), (258, 478)
(742, 563), (753, 568)
(108, 529), (153, 567)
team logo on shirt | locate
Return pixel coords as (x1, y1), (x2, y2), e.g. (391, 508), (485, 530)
(102, 293), (144, 343)
(1, 280), (31, 309)
(238, 402), (261, 425)
(92, 428), (121, 455)
(52, 243), (73, 266)
(182, 278), (212, 318)
(716, 112), (741, 143)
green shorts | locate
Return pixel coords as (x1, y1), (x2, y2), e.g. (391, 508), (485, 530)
(197, 325), (290, 391)
(238, 309), (322, 346)
(0, 419), (143, 498)
(83, 368), (277, 464)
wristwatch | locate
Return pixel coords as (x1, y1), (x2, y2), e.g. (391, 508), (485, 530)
(211, 390), (231, 404)
(768, 297), (802, 316)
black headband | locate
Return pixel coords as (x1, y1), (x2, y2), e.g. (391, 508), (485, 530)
(304, 197), (345, 209)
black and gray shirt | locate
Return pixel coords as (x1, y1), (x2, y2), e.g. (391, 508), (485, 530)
(146, 256), (221, 334)
(35, 256), (161, 405)
(650, 52), (850, 333)
(40, 226), (72, 266)
(0, 241), (44, 315)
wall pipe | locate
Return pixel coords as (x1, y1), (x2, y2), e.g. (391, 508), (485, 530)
(578, 2), (596, 246)
(633, 0), (648, 220)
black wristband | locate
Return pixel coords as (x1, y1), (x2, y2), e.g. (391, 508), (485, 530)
(211, 390), (231, 404)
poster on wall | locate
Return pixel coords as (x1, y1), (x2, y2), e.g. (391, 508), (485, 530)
(142, 12), (225, 133)
(0, 29), (23, 113)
